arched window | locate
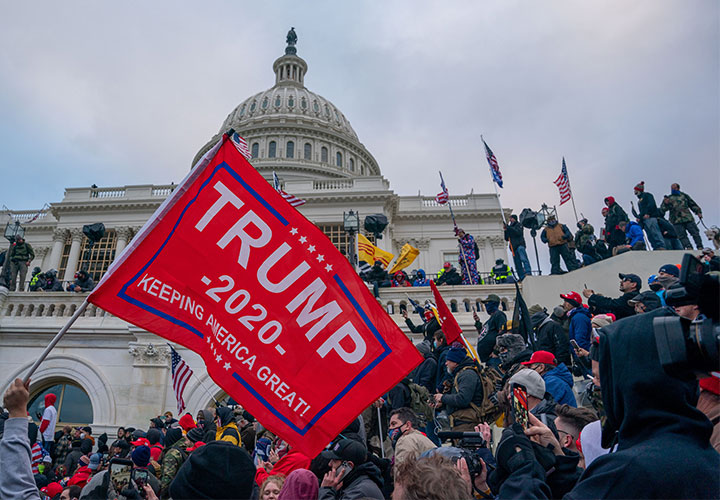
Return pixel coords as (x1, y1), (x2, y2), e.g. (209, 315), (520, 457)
(286, 141), (294, 158)
(28, 381), (93, 426)
(349, 158), (355, 171)
(251, 143), (259, 158)
(304, 143), (312, 160)
(336, 152), (343, 167)
(321, 146), (328, 163)
(269, 141), (277, 158)
(262, 97), (268, 109)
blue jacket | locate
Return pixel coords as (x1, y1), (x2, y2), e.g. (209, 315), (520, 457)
(413, 269), (430, 287)
(568, 306), (592, 350)
(543, 363), (577, 407)
(625, 221), (644, 247)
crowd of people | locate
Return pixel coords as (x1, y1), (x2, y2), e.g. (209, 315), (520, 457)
(2, 246), (718, 499)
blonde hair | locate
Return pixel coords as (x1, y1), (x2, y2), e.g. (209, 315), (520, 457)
(260, 475), (286, 498)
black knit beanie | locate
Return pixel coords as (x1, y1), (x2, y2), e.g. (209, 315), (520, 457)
(169, 441), (256, 499)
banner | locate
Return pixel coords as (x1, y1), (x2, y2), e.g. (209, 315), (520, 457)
(388, 243), (420, 275)
(88, 135), (422, 457)
(357, 234), (394, 268)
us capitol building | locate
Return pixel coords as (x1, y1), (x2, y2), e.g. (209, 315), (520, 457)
(0, 30), (514, 433)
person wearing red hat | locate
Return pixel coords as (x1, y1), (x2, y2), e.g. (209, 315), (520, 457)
(698, 376), (720, 453)
(522, 351), (577, 407)
(603, 196), (629, 251)
(41, 482), (63, 498)
(178, 413), (197, 432)
(561, 291), (592, 351)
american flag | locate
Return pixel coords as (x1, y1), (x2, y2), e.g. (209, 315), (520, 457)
(230, 132), (252, 160)
(554, 157), (572, 205)
(170, 345), (193, 415)
(272, 171), (306, 207)
(435, 173), (449, 205)
(483, 138), (503, 188)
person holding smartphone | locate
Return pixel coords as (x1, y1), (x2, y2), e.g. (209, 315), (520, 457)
(319, 439), (383, 500)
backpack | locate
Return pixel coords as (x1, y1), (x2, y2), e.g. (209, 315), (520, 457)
(404, 381), (434, 427)
(451, 365), (504, 424)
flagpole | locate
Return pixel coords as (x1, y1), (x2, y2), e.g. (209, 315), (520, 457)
(167, 343), (220, 408)
(439, 171), (476, 284)
(481, 136), (507, 226)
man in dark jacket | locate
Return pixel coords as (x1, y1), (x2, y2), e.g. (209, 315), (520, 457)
(583, 273), (640, 320)
(67, 270), (95, 293)
(320, 439), (384, 500)
(433, 345), (484, 431)
(657, 216), (683, 250)
(561, 292), (592, 351)
(477, 294), (507, 363)
(402, 308), (439, 344)
(540, 216), (578, 275)
(365, 260), (390, 297)
(409, 342), (437, 393)
(522, 351), (577, 407)
(504, 215), (532, 280)
(495, 307), (720, 499)
(432, 330), (450, 392)
(574, 219), (601, 266)
(630, 181), (665, 250)
(603, 196), (629, 250)
(436, 262), (462, 286)
(528, 305), (570, 366)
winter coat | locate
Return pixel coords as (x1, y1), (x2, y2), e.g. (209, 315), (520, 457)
(574, 224), (595, 251)
(657, 216), (678, 238)
(412, 269), (430, 286)
(588, 290), (638, 320)
(68, 465), (92, 488)
(440, 358), (484, 415)
(504, 221), (527, 250)
(435, 267), (461, 286)
(624, 221), (644, 247)
(542, 364), (577, 407)
(434, 344), (450, 392)
(409, 355), (437, 394)
(254, 449), (312, 486)
(365, 265), (388, 284)
(567, 308), (719, 498)
(71, 275), (95, 292)
(405, 317), (440, 344)
(541, 224), (572, 247)
(319, 461), (384, 500)
(530, 312), (571, 366)
(476, 310), (507, 362)
(391, 272), (411, 287)
(9, 242), (34, 262)
(604, 199), (629, 230)
(660, 191), (702, 224)
(567, 307), (592, 351)
(393, 430), (436, 465)
(634, 191), (661, 219)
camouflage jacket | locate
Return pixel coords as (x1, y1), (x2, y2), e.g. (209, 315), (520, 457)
(575, 224), (596, 250)
(660, 191), (702, 224)
(159, 441), (188, 497)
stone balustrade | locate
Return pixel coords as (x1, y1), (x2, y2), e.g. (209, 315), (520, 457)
(0, 291), (111, 319)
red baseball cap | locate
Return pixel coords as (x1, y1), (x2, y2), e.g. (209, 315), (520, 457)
(521, 350), (557, 366)
(130, 437), (150, 447)
(41, 482), (63, 498)
(700, 375), (720, 396)
(560, 292), (582, 306)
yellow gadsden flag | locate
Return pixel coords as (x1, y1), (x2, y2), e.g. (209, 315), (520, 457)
(358, 234), (394, 268)
(388, 243), (420, 274)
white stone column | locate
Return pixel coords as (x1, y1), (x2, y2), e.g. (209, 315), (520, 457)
(115, 226), (133, 258)
(63, 228), (84, 282)
(32, 246), (49, 271)
(48, 228), (68, 271)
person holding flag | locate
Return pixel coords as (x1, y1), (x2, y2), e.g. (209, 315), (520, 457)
(456, 228), (480, 285)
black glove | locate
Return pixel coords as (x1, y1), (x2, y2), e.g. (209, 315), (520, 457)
(495, 424), (537, 474)
(121, 486), (142, 500)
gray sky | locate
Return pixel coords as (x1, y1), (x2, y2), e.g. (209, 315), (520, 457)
(1, 0), (718, 237)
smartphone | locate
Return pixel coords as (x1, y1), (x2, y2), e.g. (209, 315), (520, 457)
(335, 461), (354, 482)
(109, 458), (133, 493)
(570, 339), (581, 352)
(510, 384), (530, 430)
(132, 467), (149, 489)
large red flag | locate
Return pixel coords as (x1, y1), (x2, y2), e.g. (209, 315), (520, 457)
(430, 280), (462, 345)
(88, 135), (422, 457)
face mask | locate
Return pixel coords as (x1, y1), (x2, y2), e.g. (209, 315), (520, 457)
(656, 275), (678, 289)
(499, 351), (509, 364)
(80, 433), (86, 439)
(635, 191), (642, 198)
(388, 427), (402, 447)
(433, 340), (439, 349)
(671, 189), (681, 196)
(485, 302), (499, 314)
(548, 220), (558, 227)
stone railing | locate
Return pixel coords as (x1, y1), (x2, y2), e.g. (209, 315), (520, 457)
(312, 179), (354, 190)
(421, 197), (469, 208)
(90, 187), (126, 199)
(0, 291), (111, 319)
(2, 210), (50, 223)
(151, 185), (175, 197)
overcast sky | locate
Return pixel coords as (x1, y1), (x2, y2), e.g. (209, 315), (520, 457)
(1, 0), (718, 236)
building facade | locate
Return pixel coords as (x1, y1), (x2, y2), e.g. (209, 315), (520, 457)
(0, 31), (511, 433)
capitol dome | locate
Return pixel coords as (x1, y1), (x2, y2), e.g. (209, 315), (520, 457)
(193, 29), (380, 181)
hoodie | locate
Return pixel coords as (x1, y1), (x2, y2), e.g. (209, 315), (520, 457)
(39, 393), (57, 441)
(215, 407), (241, 446)
(624, 221), (644, 247)
(319, 461), (384, 500)
(542, 363), (577, 407)
(566, 308), (719, 499)
(567, 307), (592, 351)
(413, 269), (430, 286)
(409, 342), (438, 393)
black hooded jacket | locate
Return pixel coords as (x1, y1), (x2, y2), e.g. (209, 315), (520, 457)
(319, 461), (384, 500)
(498, 308), (720, 499)
(405, 316), (440, 343)
(530, 312), (571, 366)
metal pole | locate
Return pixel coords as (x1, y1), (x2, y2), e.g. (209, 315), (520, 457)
(531, 230), (542, 276)
(376, 406), (385, 458)
(24, 300), (89, 382)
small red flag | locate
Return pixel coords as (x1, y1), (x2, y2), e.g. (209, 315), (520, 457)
(430, 280), (462, 345)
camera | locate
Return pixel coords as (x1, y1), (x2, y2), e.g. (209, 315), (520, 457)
(654, 253), (719, 375)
